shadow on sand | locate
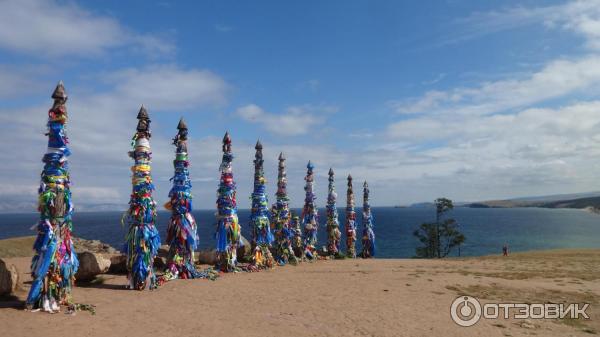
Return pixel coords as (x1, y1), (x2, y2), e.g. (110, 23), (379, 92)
(76, 274), (128, 291)
(0, 294), (24, 310)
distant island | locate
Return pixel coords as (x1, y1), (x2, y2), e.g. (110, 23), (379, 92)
(399, 191), (600, 212)
(461, 191), (600, 212)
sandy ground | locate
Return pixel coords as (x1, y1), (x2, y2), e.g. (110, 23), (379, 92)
(1, 250), (599, 337)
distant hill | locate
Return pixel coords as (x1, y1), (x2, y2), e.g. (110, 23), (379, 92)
(506, 191), (600, 202)
(463, 192), (600, 210)
(539, 196), (600, 210)
(407, 202), (434, 208)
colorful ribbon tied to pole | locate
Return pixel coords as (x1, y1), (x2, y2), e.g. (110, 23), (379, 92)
(215, 132), (242, 272)
(301, 161), (319, 260)
(271, 152), (298, 265)
(345, 175), (357, 258)
(326, 168), (342, 258)
(360, 181), (376, 258)
(26, 81), (79, 313)
(123, 105), (161, 290)
(248, 140), (275, 270)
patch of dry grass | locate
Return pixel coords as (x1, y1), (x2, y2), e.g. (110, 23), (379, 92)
(0, 236), (35, 258)
(450, 249), (600, 281)
(447, 283), (598, 305)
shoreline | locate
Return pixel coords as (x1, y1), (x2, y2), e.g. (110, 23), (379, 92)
(2, 235), (600, 259)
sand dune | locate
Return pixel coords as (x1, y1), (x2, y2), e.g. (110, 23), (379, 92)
(1, 250), (599, 337)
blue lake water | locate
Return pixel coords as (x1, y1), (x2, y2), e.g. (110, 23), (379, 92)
(0, 207), (599, 258)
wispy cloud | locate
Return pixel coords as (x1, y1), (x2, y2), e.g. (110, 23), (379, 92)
(215, 24), (234, 32)
(0, 65), (53, 98)
(393, 1), (600, 117)
(296, 79), (320, 92)
(446, 0), (600, 49)
(392, 56), (600, 115)
(236, 104), (336, 136)
(421, 73), (446, 86)
(0, 0), (174, 57)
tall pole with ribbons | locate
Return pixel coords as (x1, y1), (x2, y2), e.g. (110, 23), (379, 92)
(271, 152), (297, 265)
(215, 132), (242, 272)
(26, 82), (79, 312)
(360, 181), (375, 258)
(249, 140), (275, 269)
(123, 105), (161, 290)
(326, 168), (342, 257)
(301, 161), (319, 260)
(345, 175), (357, 258)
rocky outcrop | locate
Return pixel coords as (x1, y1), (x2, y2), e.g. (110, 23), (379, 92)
(0, 259), (19, 295)
(76, 252), (111, 281)
(73, 237), (120, 280)
(73, 237), (118, 254)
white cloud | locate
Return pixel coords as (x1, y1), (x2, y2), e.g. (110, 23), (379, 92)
(382, 1), (600, 202)
(393, 56), (600, 116)
(0, 65), (52, 98)
(236, 104), (264, 121)
(391, 90), (451, 114)
(385, 101), (600, 197)
(71, 186), (120, 203)
(0, 0), (174, 57)
(104, 65), (229, 109)
(0, 184), (38, 197)
(236, 104), (333, 136)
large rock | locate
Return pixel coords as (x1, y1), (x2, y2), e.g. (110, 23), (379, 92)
(0, 259), (19, 295)
(153, 245), (170, 270)
(108, 254), (127, 274)
(237, 235), (251, 261)
(195, 249), (218, 265)
(76, 252), (111, 281)
(73, 237), (123, 277)
(153, 255), (167, 271)
(157, 245), (169, 258)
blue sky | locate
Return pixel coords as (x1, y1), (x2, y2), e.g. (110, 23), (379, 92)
(1, 0), (600, 211)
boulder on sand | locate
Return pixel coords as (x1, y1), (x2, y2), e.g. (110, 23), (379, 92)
(72, 237), (126, 276)
(0, 259), (19, 295)
(237, 235), (251, 262)
(153, 245), (169, 270)
(153, 255), (167, 271)
(195, 249), (218, 265)
(158, 245), (169, 258)
(108, 254), (127, 274)
(76, 252), (111, 282)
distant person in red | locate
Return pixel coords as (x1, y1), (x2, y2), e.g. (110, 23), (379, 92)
(502, 243), (509, 256)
